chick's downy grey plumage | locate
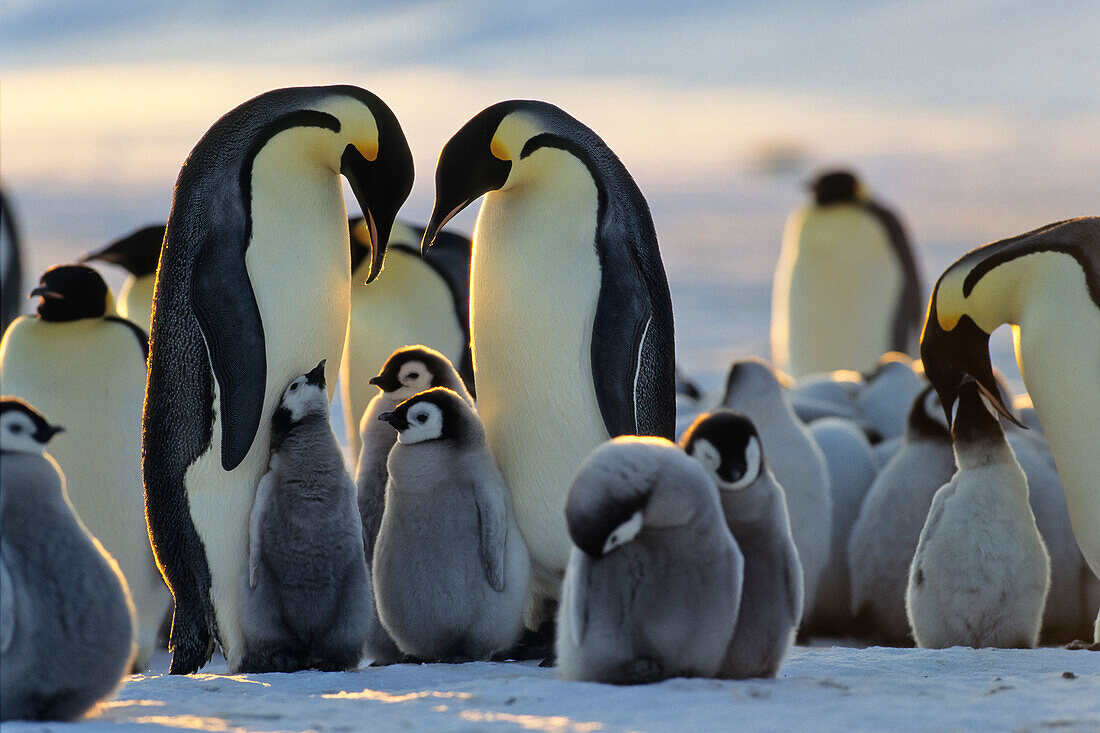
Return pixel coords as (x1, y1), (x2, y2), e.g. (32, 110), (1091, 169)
(372, 387), (530, 661)
(681, 411), (803, 679)
(1, 398), (136, 721)
(353, 345), (472, 664)
(556, 437), (744, 684)
(241, 361), (370, 672)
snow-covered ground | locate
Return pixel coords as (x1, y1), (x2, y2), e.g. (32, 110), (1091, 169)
(4, 646), (1097, 732)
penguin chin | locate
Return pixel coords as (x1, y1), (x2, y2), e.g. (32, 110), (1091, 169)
(601, 510), (644, 556)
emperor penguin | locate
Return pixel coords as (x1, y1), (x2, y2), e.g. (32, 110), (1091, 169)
(241, 361), (369, 672)
(680, 411), (802, 679)
(421, 100), (676, 625)
(847, 386), (956, 644)
(920, 217), (1100, 644)
(353, 345), (471, 664)
(340, 218), (473, 461)
(1, 398), (136, 721)
(373, 387), (530, 661)
(721, 357), (831, 623)
(82, 224), (165, 331)
(0, 264), (167, 670)
(556, 437), (743, 684)
(771, 169), (923, 379)
(142, 85), (414, 674)
(906, 380), (1050, 648)
(1, 188), (23, 334)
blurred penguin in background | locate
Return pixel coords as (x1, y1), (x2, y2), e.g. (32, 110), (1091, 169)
(341, 218), (473, 461)
(0, 265), (167, 669)
(82, 224), (165, 332)
(772, 169), (922, 379)
(1, 189), (23, 335)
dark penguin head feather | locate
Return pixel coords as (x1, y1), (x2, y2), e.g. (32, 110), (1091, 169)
(680, 409), (765, 488)
(0, 397), (64, 454)
(271, 360), (329, 447)
(82, 225), (166, 277)
(370, 345), (458, 394)
(810, 170), (862, 205)
(379, 387), (473, 446)
(30, 264), (111, 322)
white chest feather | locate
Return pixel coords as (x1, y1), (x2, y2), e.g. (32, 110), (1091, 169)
(470, 149), (608, 573)
(118, 274), (156, 333)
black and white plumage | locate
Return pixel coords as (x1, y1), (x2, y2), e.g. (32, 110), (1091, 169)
(241, 361), (369, 672)
(556, 437), (743, 684)
(1, 398), (136, 721)
(372, 388), (530, 661)
(353, 346), (472, 664)
(422, 101), (676, 622)
(142, 85), (413, 673)
(82, 224), (165, 330)
(0, 188), (23, 334)
(681, 411), (802, 679)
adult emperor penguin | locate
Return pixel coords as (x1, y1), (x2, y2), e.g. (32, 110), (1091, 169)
(906, 380), (1050, 648)
(82, 224), (165, 331)
(680, 411), (803, 679)
(1, 398), (136, 721)
(142, 85), (414, 674)
(1, 188), (23, 334)
(422, 100), (676, 624)
(772, 169), (923, 379)
(340, 218), (472, 461)
(0, 264), (166, 670)
(556, 437), (743, 684)
(921, 216), (1100, 643)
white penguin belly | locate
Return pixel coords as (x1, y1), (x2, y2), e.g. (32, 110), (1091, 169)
(0, 318), (166, 666)
(118, 274), (155, 333)
(340, 250), (464, 459)
(471, 159), (607, 576)
(184, 165), (351, 671)
(780, 208), (901, 377)
(1014, 257), (1100, 579)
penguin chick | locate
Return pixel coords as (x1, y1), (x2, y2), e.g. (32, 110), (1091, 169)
(855, 352), (926, 441)
(240, 361), (370, 672)
(847, 386), (955, 644)
(373, 387), (530, 661)
(1, 398), (136, 721)
(681, 411), (802, 679)
(556, 437), (743, 684)
(722, 357), (831, 625)
(353, 345), (472, 664)
(906, 380), (1051, 649)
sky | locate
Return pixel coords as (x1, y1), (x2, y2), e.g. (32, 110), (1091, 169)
(2, 0), (1098, 374)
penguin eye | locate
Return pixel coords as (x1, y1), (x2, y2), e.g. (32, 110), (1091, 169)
(10, 425), (23, 434)
(416, 413), (428, 423)
(407, 372), (419, 381)
(290, 383), (298, 391)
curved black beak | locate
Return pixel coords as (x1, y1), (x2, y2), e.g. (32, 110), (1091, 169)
(920, 293), (1022, 428)
(378, 410), (408, 431)
(39, 424), (65, 443)
(305, 359), (327, 388)
(29, 286), (62, 300)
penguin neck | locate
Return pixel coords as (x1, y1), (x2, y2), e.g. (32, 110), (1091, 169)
(718, 473), (772, 524)
(952, 434), (1016, 472)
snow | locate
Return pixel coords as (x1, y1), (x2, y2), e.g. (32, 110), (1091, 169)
(3, 646), (1097, 732)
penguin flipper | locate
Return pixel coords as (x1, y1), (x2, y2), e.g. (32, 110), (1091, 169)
(249, 472), (276, 589)
(865, 201), (922, 353)
(0, 547), (14, 653)
(193, 240), (267, 471)
(472, 481), (508, 592)
(784, 539), (806, 624)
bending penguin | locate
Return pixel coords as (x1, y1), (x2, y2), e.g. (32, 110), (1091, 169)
(772, 169), (922, 379)
(1, 398), (136, 721)
(353, 345), (472, 664)
(142, 85), (413, 674)
(82, 224), (165, 331)
(373, 387), (530, 661)
(921, 216), (1100, 644)
(242, 361), (369, 672)
(341, 218), (473, 461)
(906, 380), (1050, 648)
(0, 264), (167, 669)
(556, 437), (743, 684)
(1, 188), (23, 334)
(422, 100), (676, 624)
(680, 410), (803, 679)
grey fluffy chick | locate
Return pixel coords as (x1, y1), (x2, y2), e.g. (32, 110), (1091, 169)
(240, 361), (370, 672)
(1, 397), (136, 721)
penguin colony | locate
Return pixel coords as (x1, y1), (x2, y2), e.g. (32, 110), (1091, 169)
(0, 79), (1096, 718)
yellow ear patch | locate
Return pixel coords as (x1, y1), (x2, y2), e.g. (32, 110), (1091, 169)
(359, 138), (379, 162)
(490, 135), (509, 161)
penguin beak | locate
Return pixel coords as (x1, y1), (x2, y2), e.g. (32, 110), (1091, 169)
(29, 287), (62, 300)
(340, 130), (414, 284)
(305, 359), (327, 388)
(378, 411), (409, 431)
(38, 424), (65, 443)
(920, 305), (1021, 428)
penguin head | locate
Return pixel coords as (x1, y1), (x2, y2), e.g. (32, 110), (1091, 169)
(422, 100), (599, 253)
(274, 360), (329, 428)
(680, 410), (765, 490)
(921, 274), (1019, 429)
(809, 169), (866, 205)
(0, 397), (64, 455)
(379, 387), (473, 446)
(81, 224), (165, 277)
(950, 377), (1006, 448)
(370, 346), (458, 401)
(723, 357), (786, 408)
(30, 264), (113, 322)
(905, 385), (951, 442)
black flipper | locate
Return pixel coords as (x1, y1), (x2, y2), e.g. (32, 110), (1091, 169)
(105, 315), (150, 362)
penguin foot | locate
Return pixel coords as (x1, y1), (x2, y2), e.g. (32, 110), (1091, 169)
(239, 650), (304, 674)
(1064, 639), (1100, 651)
(496, 619), (557, 661)
(538, 653), (556, 668)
